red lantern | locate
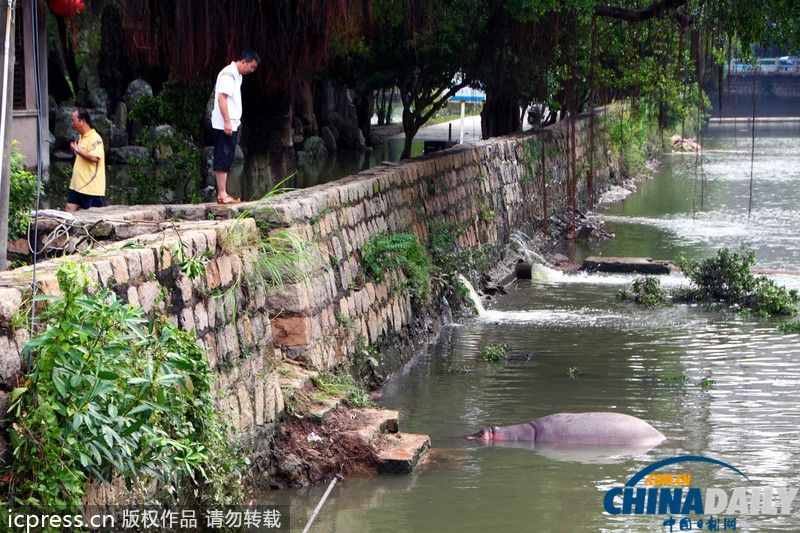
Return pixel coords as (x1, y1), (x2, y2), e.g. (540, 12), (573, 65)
(47, 0), (85, 17)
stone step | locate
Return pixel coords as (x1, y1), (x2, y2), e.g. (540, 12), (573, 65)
(582, 256), (677, 275)
(375, 433), (431, 474)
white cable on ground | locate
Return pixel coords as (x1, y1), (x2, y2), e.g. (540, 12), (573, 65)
(302, 474), (342, 533)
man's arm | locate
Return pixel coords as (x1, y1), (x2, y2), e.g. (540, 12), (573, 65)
(70, 140), (101, 163)
(217, 93), (233, 136)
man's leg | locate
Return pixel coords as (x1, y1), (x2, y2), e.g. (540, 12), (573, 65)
(215, 170), (229, 200)
(66, 189), (81, 212)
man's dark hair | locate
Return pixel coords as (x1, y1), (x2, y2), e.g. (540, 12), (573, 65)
(238, 49), (261, 63)
(75, 108), (93, 127)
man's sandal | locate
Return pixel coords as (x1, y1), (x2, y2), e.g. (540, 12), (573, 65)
(216, 195), (241, 205)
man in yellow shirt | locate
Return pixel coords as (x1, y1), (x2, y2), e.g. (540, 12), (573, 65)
(65, 108), (106, 212)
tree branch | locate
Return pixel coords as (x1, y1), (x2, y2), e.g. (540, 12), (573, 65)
(595, 0), (687, 23)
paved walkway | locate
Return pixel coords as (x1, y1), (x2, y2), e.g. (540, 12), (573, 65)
(388, 115), (484, 143)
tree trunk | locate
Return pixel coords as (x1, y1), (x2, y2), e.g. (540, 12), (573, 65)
(400, 107), (419, 159)
(240, 87), (296, 198)
(481, 91), (521, 139)
(354, 88), (373, 146)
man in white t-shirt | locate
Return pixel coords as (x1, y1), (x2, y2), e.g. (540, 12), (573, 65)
(211, 49), (260, 204)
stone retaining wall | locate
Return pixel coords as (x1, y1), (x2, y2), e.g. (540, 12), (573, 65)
(0, 111), (620, 479)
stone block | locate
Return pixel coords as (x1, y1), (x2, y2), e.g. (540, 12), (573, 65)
(125, 251), (143, 282)
(205, 260), (221, 290)
(126, 286), (140, 307)
(93, 261), (114, 287)
(137, 281), (162, 313)
(180, 307), (195, 332)
(109, 255), (129, 285)
(138, 249), (157, 279)
(0, 288), (22, 327)
(237, 385), (255, 431)
(0, 337), (21, 385)
(271, 316), (312, 347)
(218, 255), (234, 287)
(265, 282), (310, 315)
(194, 302), (209, 333)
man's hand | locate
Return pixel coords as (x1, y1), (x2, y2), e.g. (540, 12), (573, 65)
(224, 120), (233, 136)
(70, 140), (79, 154)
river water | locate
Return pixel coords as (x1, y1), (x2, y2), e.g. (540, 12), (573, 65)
(276, 123), (800, 532)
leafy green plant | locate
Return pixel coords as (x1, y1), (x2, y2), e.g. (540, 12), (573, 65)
(8, 142), (40, 240)
(676, 247), (799, 317)
(617, 276), (666, 307)
(127, 128), (203, 205)
(778, 321), (800, 334)
(566, 366), (583, 379)
(5, 262), (245, 512)
(663, 373), (688, 384)
(311, 371), (374, 408)
(129, 79), (208, 139)
(481, 343), (507, 362)
(699, 378), (716, 390)
(362, 232), (432, 302)
(172, 239), (209, 280)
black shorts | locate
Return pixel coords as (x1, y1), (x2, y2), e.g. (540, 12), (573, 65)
(67, 189), (105, 209)
(212, 128), (239, 172)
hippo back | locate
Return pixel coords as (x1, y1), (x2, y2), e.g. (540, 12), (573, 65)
(533, 412), (665, 446)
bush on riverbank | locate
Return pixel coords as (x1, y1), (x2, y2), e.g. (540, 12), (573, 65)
(363, 232), (432, 303)
(4, 262), (245, 512)
(9, 143), (39, 240)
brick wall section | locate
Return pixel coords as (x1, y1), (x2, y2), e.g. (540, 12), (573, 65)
(0, 113), (617, 465)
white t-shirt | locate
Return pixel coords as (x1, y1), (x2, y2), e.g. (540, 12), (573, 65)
(211, 62), (243, 131)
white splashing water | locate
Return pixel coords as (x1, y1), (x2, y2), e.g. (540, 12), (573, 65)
(456, 274), (486, 316)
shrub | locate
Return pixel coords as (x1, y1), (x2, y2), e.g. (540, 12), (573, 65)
(9, 143), (39, 240)
(362, 232), (432, 302)
(677, 247), (798, 317)
(778, 321), (800, 334)
(617, 276), (666, 307)
(481, 343), (507, 362)
(6, 262), (244, 512)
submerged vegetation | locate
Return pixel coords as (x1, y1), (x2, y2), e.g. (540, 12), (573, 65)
(616, 275), (667, 307)
(5, 262), (244, 512)
(481, 343), (508, 362)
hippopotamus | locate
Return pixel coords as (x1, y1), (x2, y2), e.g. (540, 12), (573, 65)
(465, 412), (665, 447)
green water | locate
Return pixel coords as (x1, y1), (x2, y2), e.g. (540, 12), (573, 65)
(272, 124), (800, 532)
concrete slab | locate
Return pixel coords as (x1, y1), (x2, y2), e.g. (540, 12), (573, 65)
(582, 256), (677, 275)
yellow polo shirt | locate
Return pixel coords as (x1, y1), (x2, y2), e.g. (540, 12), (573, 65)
(69, 128), (106, 196)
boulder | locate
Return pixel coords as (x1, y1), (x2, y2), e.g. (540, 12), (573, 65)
(88, 112), (113, 147)
(51, 106), (77, 149)
(123, 79), (153, 110)
(88, 88), (109, 114)
(302, 136), (328, 161)
(321, 126), (337, 152)
(113, 102), (128, 130)
(108, 146), (151, 164)
(110, 126), (128, 148)
(153, 125), (175, 161)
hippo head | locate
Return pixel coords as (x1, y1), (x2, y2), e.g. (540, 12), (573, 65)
(465, 421), (538, 442)
(465, 427), (494, 441)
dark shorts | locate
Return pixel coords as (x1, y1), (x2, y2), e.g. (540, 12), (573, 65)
(67, 189), (105, 209)
(212, 128), (239, 172)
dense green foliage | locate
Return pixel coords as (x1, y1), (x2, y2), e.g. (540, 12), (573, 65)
(8, 144), (39, 241)
(677, 248), (799, 316)
(617, 275), (667, 307)
(481, 343), (508, 362)
(362, 232), (432, 302)
(5, 263), (244, 512)
(128, 79), (207, 204)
